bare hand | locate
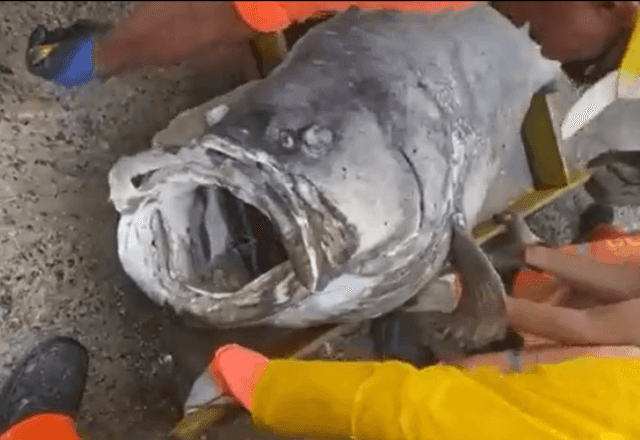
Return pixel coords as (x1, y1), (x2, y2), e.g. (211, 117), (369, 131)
(524, 246), (640, 302)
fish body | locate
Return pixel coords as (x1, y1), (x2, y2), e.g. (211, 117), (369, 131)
(109, 5), (559, 329)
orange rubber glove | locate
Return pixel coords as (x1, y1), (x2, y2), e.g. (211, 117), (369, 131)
(208, 344), (270, 411)
(233, 1), (479, 33)
(0, 414), (81, 440)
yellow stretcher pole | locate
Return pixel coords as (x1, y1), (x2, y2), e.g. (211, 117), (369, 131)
(523, 93), (570, 189)
(250, 31), (288, 78)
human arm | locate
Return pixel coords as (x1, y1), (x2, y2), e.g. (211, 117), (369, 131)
(506, 279), (640, 347)
(253, 353), (640, 439)
(94, 2), (259, 78)
(200, 343), (640, 440)
(96, 0), (477, 76)
(524, 243), (640, 302)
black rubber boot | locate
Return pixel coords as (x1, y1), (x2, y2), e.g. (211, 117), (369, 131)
(576, 203), (615, 242)
(0, 336), (89, 434)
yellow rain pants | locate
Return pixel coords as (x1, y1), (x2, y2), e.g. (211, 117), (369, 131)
(252, 357), (640, 439)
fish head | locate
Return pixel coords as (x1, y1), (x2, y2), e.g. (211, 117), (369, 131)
(109, 81), (425, 327)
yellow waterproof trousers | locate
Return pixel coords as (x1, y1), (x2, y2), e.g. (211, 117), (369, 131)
(252, 357), (640, 439)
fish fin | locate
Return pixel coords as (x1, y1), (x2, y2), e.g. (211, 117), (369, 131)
(391, 225), (509, 359)
(448, 224), (508, 347)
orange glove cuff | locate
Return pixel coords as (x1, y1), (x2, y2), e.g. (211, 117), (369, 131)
(209, 344), (270, 411)
(233, 1), (480, 34)
(233, 2), (293, 33)
(0, 413), (80, 440)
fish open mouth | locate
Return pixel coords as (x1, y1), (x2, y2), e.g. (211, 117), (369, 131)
(109, 134), (358, 326)
(186, 185), (289, 292)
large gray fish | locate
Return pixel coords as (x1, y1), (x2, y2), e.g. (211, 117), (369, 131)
(108, 5), (559, 350)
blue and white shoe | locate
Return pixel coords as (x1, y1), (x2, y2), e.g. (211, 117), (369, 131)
(25, 20), (111, 88)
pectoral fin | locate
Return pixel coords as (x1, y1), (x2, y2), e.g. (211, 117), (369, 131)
(382, 224), (509, 360)
(448, 224), (508, 345)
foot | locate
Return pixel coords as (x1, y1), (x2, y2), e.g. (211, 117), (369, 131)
(0, 336), (89, 433)
(26, 20), (111, 87)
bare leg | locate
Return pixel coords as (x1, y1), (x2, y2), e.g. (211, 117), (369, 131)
(525, 246), (640, 303)
(94, 2), (257, 78)
(506, 296), (640, 346)
(506, 296), (593, 345)
(582, 298), (640, 345)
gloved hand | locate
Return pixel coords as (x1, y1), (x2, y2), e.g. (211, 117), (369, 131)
(184, 344), (270, 415)
(26, 20), (111, 88)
